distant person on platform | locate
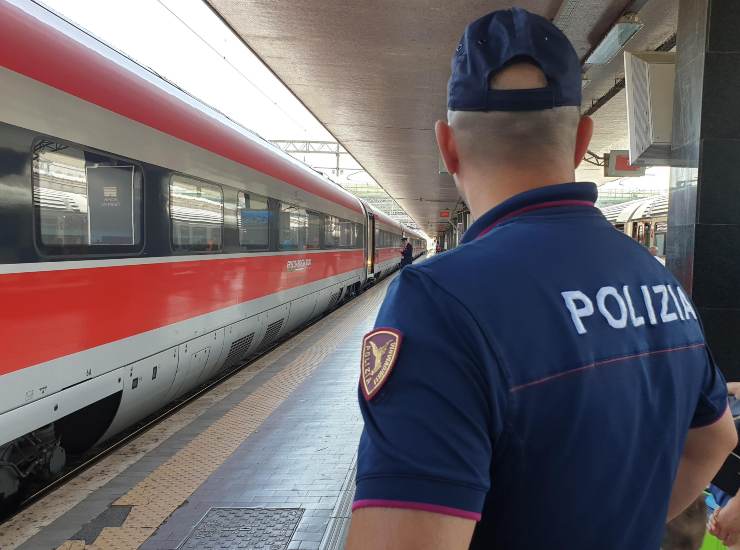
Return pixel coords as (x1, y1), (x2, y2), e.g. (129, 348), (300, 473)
(346, 7), (736, 550)
(400, 237), (413, 267)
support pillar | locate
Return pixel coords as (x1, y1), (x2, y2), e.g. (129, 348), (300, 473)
(668, 1), (740, 378)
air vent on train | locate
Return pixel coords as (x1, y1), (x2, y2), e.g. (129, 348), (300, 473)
(225, 332), (255, 366)
(259, 319), (284, 348)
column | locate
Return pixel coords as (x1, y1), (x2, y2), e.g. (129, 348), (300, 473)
(668, 0), (740, 378)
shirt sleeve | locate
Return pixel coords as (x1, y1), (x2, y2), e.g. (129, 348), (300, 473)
(353, 267), (507, 520)
(690, 346), (728, 428)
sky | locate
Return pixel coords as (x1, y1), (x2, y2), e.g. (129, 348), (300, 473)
(41, 0), (333, 143)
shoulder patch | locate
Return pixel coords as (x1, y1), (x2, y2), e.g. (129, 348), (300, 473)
(360, 327), (403, 401)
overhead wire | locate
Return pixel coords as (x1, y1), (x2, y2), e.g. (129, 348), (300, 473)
(155, 0), (308, 134)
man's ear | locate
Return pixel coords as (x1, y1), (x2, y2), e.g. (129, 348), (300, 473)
(574, 115), (593, 169)
(435, 120), (460, 175)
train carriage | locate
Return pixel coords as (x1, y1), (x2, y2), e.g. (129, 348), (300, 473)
(600, 194), (668, 257)
(0, 0), (424, 503)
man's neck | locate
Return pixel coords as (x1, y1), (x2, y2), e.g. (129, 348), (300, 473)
(465, 168), (576, 220)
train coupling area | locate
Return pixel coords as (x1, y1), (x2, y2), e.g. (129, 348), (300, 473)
(2, 276), (395, 550)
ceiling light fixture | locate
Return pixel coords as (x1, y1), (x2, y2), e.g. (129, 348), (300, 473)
(585, 14), (644, 65)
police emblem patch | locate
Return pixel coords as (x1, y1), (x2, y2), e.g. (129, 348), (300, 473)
(360, 327), (403, 400)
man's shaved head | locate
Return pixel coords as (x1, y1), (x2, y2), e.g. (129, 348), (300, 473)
(448, 63), (580, 169)
(435, 61), (592, 218)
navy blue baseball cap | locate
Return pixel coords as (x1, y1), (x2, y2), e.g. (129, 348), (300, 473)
(448, 7), (582, 112)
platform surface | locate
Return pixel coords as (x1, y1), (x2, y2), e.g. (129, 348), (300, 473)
(3, 275), (393, 550)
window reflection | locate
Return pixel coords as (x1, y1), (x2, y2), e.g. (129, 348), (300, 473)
(170, 177), (223, 251)
(33, 140), (142, 248)
(325, 216), (360, 249)
(279, 204), (308, 251)
(307, 212), (322, 250)
(238, 192), (269, 251)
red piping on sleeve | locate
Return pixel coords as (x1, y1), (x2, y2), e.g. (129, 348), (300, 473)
(352, 499), (481, 521)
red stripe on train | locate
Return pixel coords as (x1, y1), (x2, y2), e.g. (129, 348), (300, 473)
(0, 251), (364, 376)
(0, 3), (362, 214)
(376, 247), (401, 263)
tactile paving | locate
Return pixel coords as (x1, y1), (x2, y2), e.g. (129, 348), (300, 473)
(70, 505), (132, 543)
(179, 507), (303, 549)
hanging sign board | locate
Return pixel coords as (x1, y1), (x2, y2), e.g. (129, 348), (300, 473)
(604, 150), (646, 177)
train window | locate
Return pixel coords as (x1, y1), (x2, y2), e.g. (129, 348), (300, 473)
(655, 233), (666, 256)
(33, 140), (143, 250)
(324, 216), (358, 249)
(354, 223), (364, 248)
(325, 216), (341, 249)
(307, 212), (322, 250)
(279, 203), (307, 251)
(170, 176), (223, 252)
(237, 192), (269, 251)
(379, 230), (394, 248)
(339, 220), (355, 248)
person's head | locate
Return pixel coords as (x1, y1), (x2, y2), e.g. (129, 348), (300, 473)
(649, 246), (658, 256)
(401, 237), (408, 242)
(436, 8), (593, 218)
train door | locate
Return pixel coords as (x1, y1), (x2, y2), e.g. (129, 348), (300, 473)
(367, 213), (376, 277)
(654, 221), (667, 256)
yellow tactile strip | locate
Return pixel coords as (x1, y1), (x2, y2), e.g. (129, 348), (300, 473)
(56, 281), (387, 550)
(4, 309), (350, 550)
(1, 365), (267, 550)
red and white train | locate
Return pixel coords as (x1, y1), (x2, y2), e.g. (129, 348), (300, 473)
(0, 0), (425, 502)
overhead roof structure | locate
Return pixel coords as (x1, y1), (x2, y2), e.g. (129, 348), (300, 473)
(207, 0), (677, 236)
(600, 194), (668, 224)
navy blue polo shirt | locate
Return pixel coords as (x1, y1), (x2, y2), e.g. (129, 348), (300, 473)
(353, 182), (728, 549)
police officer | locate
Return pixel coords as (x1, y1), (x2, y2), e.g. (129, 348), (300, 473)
(400, 237), (413, 267)
(346, 8), (737, 550)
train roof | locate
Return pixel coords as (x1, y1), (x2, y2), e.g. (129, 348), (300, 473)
(363, 201), (403, 232)
(599, 194), (669, 224)
(0, 1), (371, 215)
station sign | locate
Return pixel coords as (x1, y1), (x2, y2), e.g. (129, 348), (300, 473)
(604, 150), (646, 177)
(439, 210), (450, 218)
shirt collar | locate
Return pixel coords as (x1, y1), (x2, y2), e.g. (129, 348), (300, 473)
(461, 182), (598, 244)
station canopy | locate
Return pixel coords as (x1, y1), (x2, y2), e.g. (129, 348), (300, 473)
(207, 0), (677, 236)
(600, 194), (668, 224)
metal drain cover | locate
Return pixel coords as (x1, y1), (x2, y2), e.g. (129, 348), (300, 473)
(179, 507), (304, 549)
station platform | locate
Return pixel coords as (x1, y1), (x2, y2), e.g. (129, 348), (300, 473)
(2, 276), (394, 550)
